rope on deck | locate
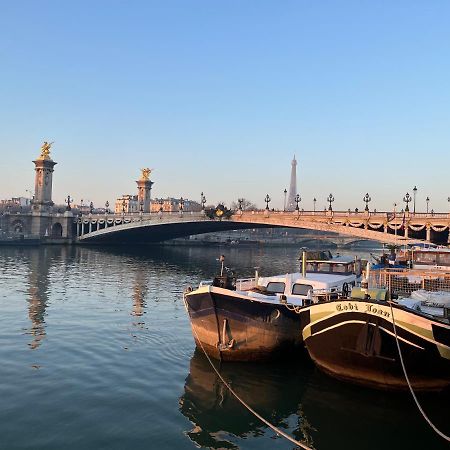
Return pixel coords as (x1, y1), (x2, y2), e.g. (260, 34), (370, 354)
(184, 298), (313, 450)
(388, 301), (450, 442)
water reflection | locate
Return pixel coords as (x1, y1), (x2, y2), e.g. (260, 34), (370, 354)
(131, 270), (148, 325)
(26, 248), (51, 349)
(180, 349), (450, 450)
(179, 349), (316, 449)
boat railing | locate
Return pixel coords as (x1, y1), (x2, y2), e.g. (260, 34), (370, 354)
(236, 277), (258, 291)
(369, 268), (450, 294)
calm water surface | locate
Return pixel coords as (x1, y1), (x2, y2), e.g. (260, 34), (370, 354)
(0, 245), (448, 450)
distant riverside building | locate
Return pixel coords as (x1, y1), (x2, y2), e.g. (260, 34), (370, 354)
(151, 197), (202, 213)
(115, 194), (139, 213)
(0, 197), (31, 207)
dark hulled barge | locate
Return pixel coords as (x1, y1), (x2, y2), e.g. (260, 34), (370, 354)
(183, 253), (362, 361)
(302, 288), (450, 391)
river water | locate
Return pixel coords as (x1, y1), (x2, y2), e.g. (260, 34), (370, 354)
(0, 245), (448, 450)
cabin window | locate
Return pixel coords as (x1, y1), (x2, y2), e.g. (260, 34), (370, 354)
(415, 253), (437, 264)
(292, 284), (314, 296)
(318, 263), (331, 272)
(437, 254), (450, 266)
(266, 282), (286, 294)
(331, 264), (348, 273)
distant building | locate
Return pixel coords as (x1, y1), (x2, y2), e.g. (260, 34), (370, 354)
(1, 197), (31, 207)
(115, 194), (139, 213)
(151, 197), (202, 213)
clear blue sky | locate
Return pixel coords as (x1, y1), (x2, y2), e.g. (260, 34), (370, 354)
(1, 0), (449, 211)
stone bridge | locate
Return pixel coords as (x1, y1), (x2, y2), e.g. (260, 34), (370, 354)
(75, 210), (450, 245)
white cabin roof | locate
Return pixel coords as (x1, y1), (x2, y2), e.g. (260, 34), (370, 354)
(259, 271), (356, 289)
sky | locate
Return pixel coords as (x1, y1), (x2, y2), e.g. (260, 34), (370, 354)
(1, 0), (449, 211)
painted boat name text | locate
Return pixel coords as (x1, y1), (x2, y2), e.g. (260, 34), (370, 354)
(336, 302), (390, 318)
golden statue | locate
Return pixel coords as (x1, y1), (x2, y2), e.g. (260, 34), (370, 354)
(40, 141), (54, 159)
(140, 168), (152, 180)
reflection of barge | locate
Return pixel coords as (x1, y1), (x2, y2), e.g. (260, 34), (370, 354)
(183, 253), (361, 361)
(179, 350), (314, 448)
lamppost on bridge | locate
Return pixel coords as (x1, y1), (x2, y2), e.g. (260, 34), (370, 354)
(158, 198), (164, 217)
(139, 199), (144, 214)
(264, 194), (271, 210)
(403, 192), (411, 213)
(327, 193), (334, 211)
(122, 199), (126, 216)
(426, 196), (430, 214)
(313, 197), (316, 213)
(200, 192), (206, 211)
(179, 197), (185, 215)
(413, 186), (417, 215)
(283, 189), (287, 212)
(89, 202), (94, 214)
(105, 201), (109, 214)
(238, 198), (244, 211)
(294, 194), (301, 211)
(65, 195), (73, 211)
(363, 193), (371, 212)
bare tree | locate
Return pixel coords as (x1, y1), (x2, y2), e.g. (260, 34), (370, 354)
(231, 198), (257, 211)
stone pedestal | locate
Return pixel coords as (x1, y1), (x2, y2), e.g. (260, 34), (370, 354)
(32, 156), (57, 214)
(136, 178), (154, 213)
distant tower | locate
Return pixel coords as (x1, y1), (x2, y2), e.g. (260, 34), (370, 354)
(136, 168), (154, 213)
(32, 141), (57, 213)
(287, 155), (298, 211)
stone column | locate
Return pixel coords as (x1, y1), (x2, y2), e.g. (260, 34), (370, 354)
(426, 225), (431, 242)
(136, 169), (154, 213)
(32, 148), (57, 214)
(30, 143), (57, 237)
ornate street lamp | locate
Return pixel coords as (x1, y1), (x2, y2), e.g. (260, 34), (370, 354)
(327, 193), (335, 211)
(313, 197), (316, 212)
(122, 199), (126, 214)
(238, 198), (244, 211)
(363, 193), (371, 212)
(403, 192), (411, 212)
(294, 194), (301, 211)
(200, 192), (206, 210)
(65, 195), (73, 211)
(413, 186), (417, 214)
(426, 196), (430, 214)
(139, 199), (144, 213)
(264, 194), (271, 210)
(283, 189), (287, 211)
(105, 201), (109, 214)
(179, 197), (185, 211)
(89, 201), (94, 214)
(159, 198), (164, 213)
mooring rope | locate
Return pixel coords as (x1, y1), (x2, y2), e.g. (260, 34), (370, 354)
(183, 297), (313, 450)
(388, 301), (450, 442)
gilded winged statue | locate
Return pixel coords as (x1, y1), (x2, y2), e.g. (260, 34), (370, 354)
(40, 141), (54, 158)
(141, 168), (152, 180)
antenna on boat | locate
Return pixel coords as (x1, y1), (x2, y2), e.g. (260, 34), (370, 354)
(254, 266), (259, 285)
(301, 250), (307, 278)
(219, 254), (225, 276)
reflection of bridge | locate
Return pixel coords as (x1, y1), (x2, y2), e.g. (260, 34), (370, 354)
(76, 210), (450, 245)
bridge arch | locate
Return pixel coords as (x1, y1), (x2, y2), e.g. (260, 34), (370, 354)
(11, 220), (24, 233)
(74, 210), (449, 245)
(51, 222), (63, 237)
